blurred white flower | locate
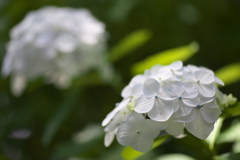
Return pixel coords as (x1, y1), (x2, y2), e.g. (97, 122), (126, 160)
(102, 61), (225, 152)
(9, 129), (31, 139)
(2, 6), (111, 96)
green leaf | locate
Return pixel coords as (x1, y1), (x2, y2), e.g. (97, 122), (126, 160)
(215, 63), (240, 86)
(41, 89), (80, 146)
(216, 120), (240, 144)
(220, 102), (240, 118)
(131, 42), (199, 75)
(214, 153), (240, 160)
(109, 29), (152, 63)
(154, 153), (196, 160)
(206, 117), (224, 151)
(233, 140), (240, 153)
(122, 136), (169, 160)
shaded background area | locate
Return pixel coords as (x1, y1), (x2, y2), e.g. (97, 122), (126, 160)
(0, 0), (239, 159)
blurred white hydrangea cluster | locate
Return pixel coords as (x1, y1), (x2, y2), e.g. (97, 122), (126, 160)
(2, 6), (111, 96)
(102, 61), (225, 152)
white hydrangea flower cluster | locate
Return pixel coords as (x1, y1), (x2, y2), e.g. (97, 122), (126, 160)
(2, 6), (110, 96)
(102, 61), (224, 152)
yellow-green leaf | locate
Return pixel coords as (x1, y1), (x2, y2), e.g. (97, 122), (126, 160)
(131, 42), (199, 75)
(122, 136), (169, 160)
(109, 29), (152, 63)
(215, 63), (240, 86)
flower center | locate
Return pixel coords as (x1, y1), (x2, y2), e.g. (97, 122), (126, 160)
(178, 96), (182, 100)
(127, 102), (134, 111)
(155, 95), (158, 99)
(196, 105), (202, 109)
(136, 130), (140, 134)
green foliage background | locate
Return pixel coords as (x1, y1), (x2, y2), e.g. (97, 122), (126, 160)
(0, 0), (240, 160)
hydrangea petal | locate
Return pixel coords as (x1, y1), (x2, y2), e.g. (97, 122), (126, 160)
(183, 67), (195, 81)
(148, 99), (175, 121)
(145, 119), (167, 132)
(195, 70), (214, 84)
(121, 75), (146, 98)
(116, 112), (156, 152)
(158, 87), (176, 100)
(125, 112), (145, 128)
(132, 84), (143, 97)
(185, 111), (214, 139)
(131, 136), (154, 152)
(144, 70), (152, 77)
(215, 76), (224, 86)
(198, 83), (216, 97)
(164, 81), (185, 97)
(200, 102), (221, 123)
(117, 124), (136, 146)
(104, 131), (115, 147)
(150, 65), (162, 74)
(132, 75), (147, 84)
(182, 97), (200, 107)
(102, 98), (130, 126)
(159, 71), (172, 80)
(121, 85), (131, 98)
(165, 120), (184, 136)
(170, 61), (183, 70)
(173, 102), (192, 118)
(200, 67), (214, 75)
(143, 78), (160, 96)
(104, 109), (130, 133)
(134, 97), (155, 113)
(181, 82), (198, 98)
(176, 109), (196, 123)
(199, 95), (214, 105)
(143, 120), (167, 138)
(187, 65), (199, 73)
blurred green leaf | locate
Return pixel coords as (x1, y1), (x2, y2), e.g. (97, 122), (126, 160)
(71, 72), (103, 87)
(220, 102), (240, 118)
(215, 63), (240, 86)
(206, 117), (224, 151)
(233, 140), (240, 153)
(50, 134), (103, 159)
(214, 153), (240, 160)
(107, 0), (139, 22)
(154, 153), (195, 160)
(99, 145), (124, 160)
(109, 29), (152, 63)
(122, 136), (169, 160)
(131, 42), (199, 75)
(41, 89), (80, 146)
(216, 119), (240, 144)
